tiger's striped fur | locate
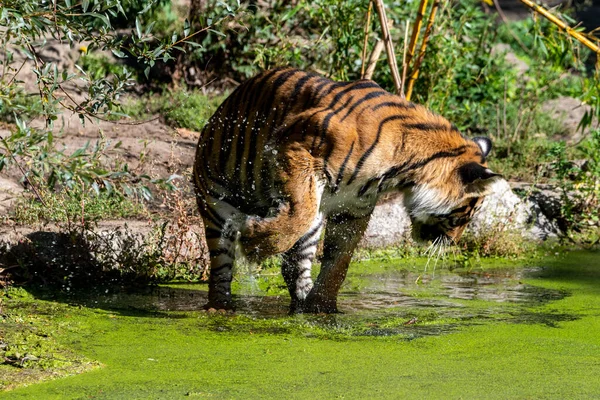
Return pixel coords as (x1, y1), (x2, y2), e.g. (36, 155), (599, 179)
(193, 68), (500, 313)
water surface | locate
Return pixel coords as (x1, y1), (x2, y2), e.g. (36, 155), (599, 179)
(4, 251), (600, 399)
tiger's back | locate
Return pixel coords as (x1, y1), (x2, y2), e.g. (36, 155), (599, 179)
(195, 69), (397, 214)
(194, 68), (500, 313)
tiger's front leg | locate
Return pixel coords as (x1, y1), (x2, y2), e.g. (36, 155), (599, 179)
(281, 213), (324, 313)
(302, 213), (372, 313)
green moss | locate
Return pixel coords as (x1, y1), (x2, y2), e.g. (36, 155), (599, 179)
(3, 251), (600, 398)
(0, 289), (99, 391)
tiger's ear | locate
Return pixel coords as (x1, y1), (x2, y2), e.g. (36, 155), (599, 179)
(459, 162), (502, 196)
(472, 136), (492, 158)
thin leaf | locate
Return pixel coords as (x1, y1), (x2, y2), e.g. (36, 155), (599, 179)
(184, 19), (190, 37)
(111, 49), (126, 58)
(135, 17), (142, 39)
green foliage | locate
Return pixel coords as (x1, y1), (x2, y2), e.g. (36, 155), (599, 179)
(497, 12), (591, 73)
(191, 0), (371, 81)
(413, 1), (509, 118)
(78, 52), (131, 81)
(122, 90), (226, 131)
(0, 0), (235, 205)
(0, 88), (43, 122)
(547, 131), (600, 241)
(0, 119), (180, 199)
(256, 0), (370, 80)
(12, 188), (147, 225)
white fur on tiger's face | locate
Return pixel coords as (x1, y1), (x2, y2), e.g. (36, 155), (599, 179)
(193, 68), (500, 313)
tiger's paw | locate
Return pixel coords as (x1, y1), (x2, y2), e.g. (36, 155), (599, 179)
(288, 299), (306, 315)
(296, 296), (340, 314)
(203, 301), (235, 314)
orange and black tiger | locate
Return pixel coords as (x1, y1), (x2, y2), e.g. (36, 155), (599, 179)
(193, 68), (500, 313)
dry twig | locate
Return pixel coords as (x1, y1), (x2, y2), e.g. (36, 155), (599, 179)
(364, 39), (385, 80)
(361, 1), (374, 79)
(373, 0), (403, 96)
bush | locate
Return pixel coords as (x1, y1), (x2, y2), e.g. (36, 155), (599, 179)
(547, 130), (600, 242)
(0, 0), (235, 199)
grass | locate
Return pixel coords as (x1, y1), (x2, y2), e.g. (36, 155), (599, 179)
(121, 90), (227, 132)
(78, 53), (128, 81)
(11, 190), (148, 225)
(2, 251), (600, 398)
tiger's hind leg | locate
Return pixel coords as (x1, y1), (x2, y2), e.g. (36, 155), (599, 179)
(200, 198), (245, 311)
(240, 147), (323, 261)
(281, 213), (324, 313)
(304, 213), (372, 313)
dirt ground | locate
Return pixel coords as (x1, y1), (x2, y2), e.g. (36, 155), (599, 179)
(0, 113), (199, 243)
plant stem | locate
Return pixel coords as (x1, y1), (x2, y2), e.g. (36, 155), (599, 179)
(361, 1), (373, 79)
(400, 21), (410, 96)
(406, 0), (441, 101)
(373, 0), (403, 96)
(406, 0), (428, 69)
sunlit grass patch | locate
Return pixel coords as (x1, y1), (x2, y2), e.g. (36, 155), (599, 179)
(121, 90), (227, 132)
(11, 190), (148, 225)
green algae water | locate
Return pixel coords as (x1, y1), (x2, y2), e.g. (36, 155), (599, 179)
(2, 251), (600, 398)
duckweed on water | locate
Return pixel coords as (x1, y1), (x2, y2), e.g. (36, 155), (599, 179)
(0, 289), (99, 391)
(2, 251), (600, 398)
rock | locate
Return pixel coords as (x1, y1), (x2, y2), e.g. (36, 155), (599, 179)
(492, 43), (529, 75)
(361, 179), (561, 249)
(541, 97), (593, 143)
(511, 182), (564, 222)
(468, 179), (560, 240)
(361, 196), (411, 249)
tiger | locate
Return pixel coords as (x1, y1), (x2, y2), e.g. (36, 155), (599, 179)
(193, 68), (500, 314)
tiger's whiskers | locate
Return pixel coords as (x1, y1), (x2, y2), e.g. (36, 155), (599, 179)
(423, 236), (451, 278)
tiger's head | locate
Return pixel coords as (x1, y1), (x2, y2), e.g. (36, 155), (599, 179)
(403, 136), (501, 244)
